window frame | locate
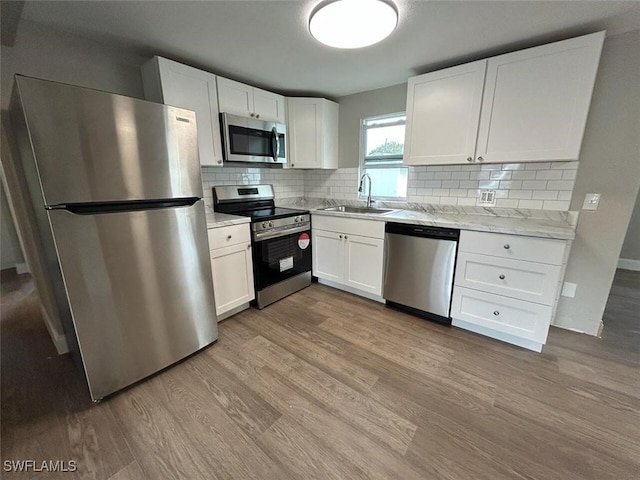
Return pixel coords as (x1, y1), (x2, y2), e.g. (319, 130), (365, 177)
(359, 112), (408, 202)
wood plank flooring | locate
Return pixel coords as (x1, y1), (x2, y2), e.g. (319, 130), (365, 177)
(1, 269), (639, 479)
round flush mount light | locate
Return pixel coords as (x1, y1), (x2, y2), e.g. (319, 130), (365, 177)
(309, 0), (398, 49)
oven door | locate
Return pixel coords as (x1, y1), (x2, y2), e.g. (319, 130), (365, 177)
(221, 113), (286, 164)
(252, 227), (312, 292)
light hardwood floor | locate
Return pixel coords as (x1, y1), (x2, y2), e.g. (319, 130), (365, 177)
(1, 270), (639, 479)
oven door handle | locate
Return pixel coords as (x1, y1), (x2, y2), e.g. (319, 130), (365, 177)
(253, 224), (310, 242)
(271, 126), (280, 162)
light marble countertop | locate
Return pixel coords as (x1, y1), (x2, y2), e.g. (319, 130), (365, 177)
(205, 212), (250, 229)
(280, 198), (577, 240)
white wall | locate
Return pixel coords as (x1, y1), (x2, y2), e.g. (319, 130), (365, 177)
(619, 190), (640, 268)
(1, 181), (24, 270)
(1, 20), (149, 350)
(553, 31), (640, 334)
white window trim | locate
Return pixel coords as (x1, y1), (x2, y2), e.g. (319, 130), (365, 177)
(359, 112), (408, 202)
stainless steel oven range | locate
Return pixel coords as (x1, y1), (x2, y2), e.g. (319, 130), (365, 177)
(212, 185), (311, 309)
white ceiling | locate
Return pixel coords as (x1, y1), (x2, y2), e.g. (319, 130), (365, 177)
(19, 0), (640, 98)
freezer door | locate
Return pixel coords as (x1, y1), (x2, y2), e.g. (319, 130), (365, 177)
(15, 75), (202, 205)
(48, 200), (217, 401)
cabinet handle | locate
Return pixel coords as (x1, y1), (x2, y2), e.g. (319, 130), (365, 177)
(256, 114), (260, 119)
(466, 156), (473, 163)
(227, 235), (232, 240)
(250, 113), (255, 117)
(291, 164), (295, 167)
(499, 274), (505, 280)
(339, 234), (343, 239)
(344, 235), (348, 239)
(217, 160), (222, 164)
(503, 244), (510, 250)
(493, 310), (500, 316)
(477, 156), (484, 162)
(247, 244), (251, 249)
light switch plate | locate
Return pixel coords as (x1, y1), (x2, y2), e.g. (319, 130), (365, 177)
(478, 190), (496, 206)
(582, 193), (601, 210)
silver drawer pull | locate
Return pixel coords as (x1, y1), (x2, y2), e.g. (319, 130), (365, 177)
(499, 274), (505, 280)
(466, 156), (473, 163)
(503, 244), (510, 250)
(493, 310), (500, 316)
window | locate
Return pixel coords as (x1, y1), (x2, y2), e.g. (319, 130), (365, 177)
(360, 113), (408, 200)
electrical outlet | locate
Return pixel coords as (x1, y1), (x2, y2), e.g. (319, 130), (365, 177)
(478, 190), (496, 207)
(582, 193), (601, 210)
(561, 282), (577, 298)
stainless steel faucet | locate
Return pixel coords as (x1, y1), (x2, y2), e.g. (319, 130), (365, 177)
(358, 173), (374, 207)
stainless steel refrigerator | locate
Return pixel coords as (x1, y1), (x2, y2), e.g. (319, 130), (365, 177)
(9, 75), (218, 401)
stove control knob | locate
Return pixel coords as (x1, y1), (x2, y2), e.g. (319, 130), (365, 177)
(269, 221), (274, 227)
(262, 222), (268, 229)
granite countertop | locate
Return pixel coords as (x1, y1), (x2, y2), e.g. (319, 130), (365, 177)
(205, 212), (250, 229)
(290, 199), (577, 240)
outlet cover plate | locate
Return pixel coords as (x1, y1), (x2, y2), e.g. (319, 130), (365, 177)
(582, 193), (601, 210)
(561, 282), (577, 298)
(478, 190), (496, 206)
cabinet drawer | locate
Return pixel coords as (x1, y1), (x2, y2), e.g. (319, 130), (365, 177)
(451, 286), (551, 343)
(459, 230), (565, 265)
(455, 252), (561, 305)
(207, 223), (250, 250)
(312, 214), (384, 239)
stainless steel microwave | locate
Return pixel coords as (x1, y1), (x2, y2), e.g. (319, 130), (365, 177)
(220, 112), (286, 165)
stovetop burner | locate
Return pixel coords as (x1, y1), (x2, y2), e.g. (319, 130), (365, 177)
(239, 207), (309, 222)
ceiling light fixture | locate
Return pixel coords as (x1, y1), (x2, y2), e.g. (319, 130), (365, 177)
(309, 0), (398, 49)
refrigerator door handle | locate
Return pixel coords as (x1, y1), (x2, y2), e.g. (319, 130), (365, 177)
(48, 197), (199, 215)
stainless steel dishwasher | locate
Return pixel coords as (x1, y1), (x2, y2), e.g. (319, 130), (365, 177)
(383, 223), (459, 324)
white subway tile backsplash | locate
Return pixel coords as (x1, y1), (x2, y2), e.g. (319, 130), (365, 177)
(535, 169), (563, 180)
(557, 191), (573, 201)
(508, 190), (533, 199)
(518, 200), (544, 209)
(532, 190), (559, 200)
(202, 160), (577, 212)
(546, 180), (575, 190)
(522, 180), (548, 190)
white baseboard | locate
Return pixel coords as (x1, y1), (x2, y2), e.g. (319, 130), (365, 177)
(317, 278), (385, 303)
(618, 258), (640, 271)
(15, 262), (30, 274)
(40, 306), (69, 355)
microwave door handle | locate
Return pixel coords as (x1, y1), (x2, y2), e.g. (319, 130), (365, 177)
(271, 127), (280, 162)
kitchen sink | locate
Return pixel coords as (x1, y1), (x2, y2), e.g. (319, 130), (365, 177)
(320, 205), (397, 215)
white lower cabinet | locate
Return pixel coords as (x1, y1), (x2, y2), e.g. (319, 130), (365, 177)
(207, 223), (254, 320)
(312, 215), (385, 299)
(452, 230), (570, 352)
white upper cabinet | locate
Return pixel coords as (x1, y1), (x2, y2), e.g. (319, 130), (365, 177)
(141, 57), (223, 167)
(217, 77), (286, 123)
(476, 31), (604, 163)
(287, 98), (339, 169)
(404, 60), (487, 165)
(404, 31), (605, 166)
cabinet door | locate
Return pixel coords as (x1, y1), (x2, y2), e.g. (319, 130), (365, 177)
(404, 60), (486, 165)
(253, 88), (286, 123)
(210, 242), (255, 317)
(146, 57), (223, 166)
(344, 234), (384, 296)
(476, 32), (604, 163)
(217, 77), (253, 117)
(288, 98), (322, 169)
(312, 229), (344, 282)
